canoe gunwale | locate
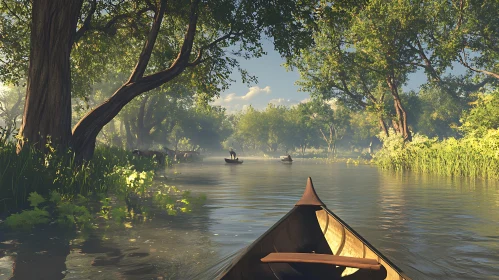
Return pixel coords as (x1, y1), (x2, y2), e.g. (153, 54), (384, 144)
(319, 205), (412, 280)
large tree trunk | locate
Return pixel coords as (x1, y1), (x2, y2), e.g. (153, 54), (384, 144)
(17, 0), (83, 153)
(386, 76), (412, 141)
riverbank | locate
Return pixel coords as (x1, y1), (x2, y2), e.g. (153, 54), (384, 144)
(0, 142), (207, 279)
(0, 141), (205, 233)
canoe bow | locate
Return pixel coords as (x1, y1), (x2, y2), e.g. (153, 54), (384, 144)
(215, 177), (412, 280)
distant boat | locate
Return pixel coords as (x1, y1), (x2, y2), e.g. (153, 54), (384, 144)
(215, 177), (411, 280)
(225, 158), (243, 164)
(280, 155), (293, 163)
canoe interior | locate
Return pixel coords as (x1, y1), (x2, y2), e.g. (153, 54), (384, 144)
(316, 209), (410, 280)
(217, 205), (409, 280)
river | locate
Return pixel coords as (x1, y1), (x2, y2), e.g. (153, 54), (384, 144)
(0, 157), (498, 280)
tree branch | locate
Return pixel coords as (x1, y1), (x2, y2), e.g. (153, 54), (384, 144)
(413, 38), (441, 82)
(337, 71), (368, 107)
(129, 0), (167, 82)
(138, 0), (201, 87)
(2, 0), (23, 22)
(187, 30), (244, 67)
(74, 0), (97, 43)
(77, 5), (154, 41)
(458, 49), (499, 79)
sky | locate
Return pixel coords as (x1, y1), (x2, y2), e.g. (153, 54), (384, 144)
(211, 40), (432, 114)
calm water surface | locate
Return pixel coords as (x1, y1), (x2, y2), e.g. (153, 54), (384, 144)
(1, 157), (498, 280)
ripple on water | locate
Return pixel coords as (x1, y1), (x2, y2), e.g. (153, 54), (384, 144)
(1, 159), (499, 279)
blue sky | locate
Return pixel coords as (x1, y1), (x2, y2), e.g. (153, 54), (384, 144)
(211, 40), (432, 113)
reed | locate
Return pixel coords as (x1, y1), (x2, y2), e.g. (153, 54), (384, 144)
(374, 129), (499, 179)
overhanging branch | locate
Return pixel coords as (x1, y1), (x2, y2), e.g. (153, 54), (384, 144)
(129, 0), (167, 82)
(74, 0), (97, 43)
(187, 30), (244, 67)
(458, 49), (499, 79)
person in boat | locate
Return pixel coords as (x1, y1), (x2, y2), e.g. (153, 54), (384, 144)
(287, 154), (292, 161)
(229, 148), (237, 160)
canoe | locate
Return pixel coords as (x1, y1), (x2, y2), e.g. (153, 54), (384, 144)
(225, 158), (243, 164)
(281, 160), (293, 164)
(215, 177), (411, 280)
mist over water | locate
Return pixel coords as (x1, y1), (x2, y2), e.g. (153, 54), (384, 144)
(1, 158), (498, 279)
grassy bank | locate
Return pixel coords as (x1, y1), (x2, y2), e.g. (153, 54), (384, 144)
(0, 140), (205, 231)
(374, 129), (499, 179)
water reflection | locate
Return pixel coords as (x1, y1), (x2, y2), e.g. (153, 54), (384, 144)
(1, 158), (498, 279)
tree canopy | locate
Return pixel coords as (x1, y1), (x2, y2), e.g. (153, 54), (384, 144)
(0, 0), (320, 159)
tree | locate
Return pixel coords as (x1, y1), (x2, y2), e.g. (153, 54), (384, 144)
(346, 110), (379, 152)
(307, 100), (349, 157)
(182, 104), (232, 150)
(120, 85), (194, 150)
(262, 104), (288, 152)
(287, 103), (317, 154)
(234, 106), (268, 151)
(0, 83), (25, 140)
(425, 0), (499, 80)
(1, 0), (318, 160)
(402, 86), (467, 139)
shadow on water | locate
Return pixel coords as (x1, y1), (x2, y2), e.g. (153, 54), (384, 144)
(0, 229), (72, 280)
(0, 196), (216, 279)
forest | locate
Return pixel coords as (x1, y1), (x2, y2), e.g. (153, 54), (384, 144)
(1, 0), (499, 227)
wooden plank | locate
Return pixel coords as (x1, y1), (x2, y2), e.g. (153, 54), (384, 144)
(261, 253), (381, 270)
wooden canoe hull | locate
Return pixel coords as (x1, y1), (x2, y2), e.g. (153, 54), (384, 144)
(225, 158), (243, 164)
(215, 178), (411, 280)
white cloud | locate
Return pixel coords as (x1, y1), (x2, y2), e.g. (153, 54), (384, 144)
(211, 86), (272, 113)
(222, 86), (271, 103)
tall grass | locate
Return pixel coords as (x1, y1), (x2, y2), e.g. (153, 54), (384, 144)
(0, 140), (157, 213)
(1, 139), (205, 231)
(374, 129), (499, 179)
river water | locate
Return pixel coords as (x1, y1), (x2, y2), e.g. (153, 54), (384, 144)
(1, 157), (498, 280)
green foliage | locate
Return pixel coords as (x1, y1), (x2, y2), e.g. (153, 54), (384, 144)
(459, 89), (499, 137)
(2, 0), (320, 139)
(231, 100), (369, 155)
(0, 1), (30, 84)
(4, 207), (50, 230)
(0, 139), (150, 212)
(402, 87), (466, 139)
(3, 190), (92, 230)
(54, 200), (93, 229)
(1, 142), (206, 231)
(374, 128), (499, 179)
